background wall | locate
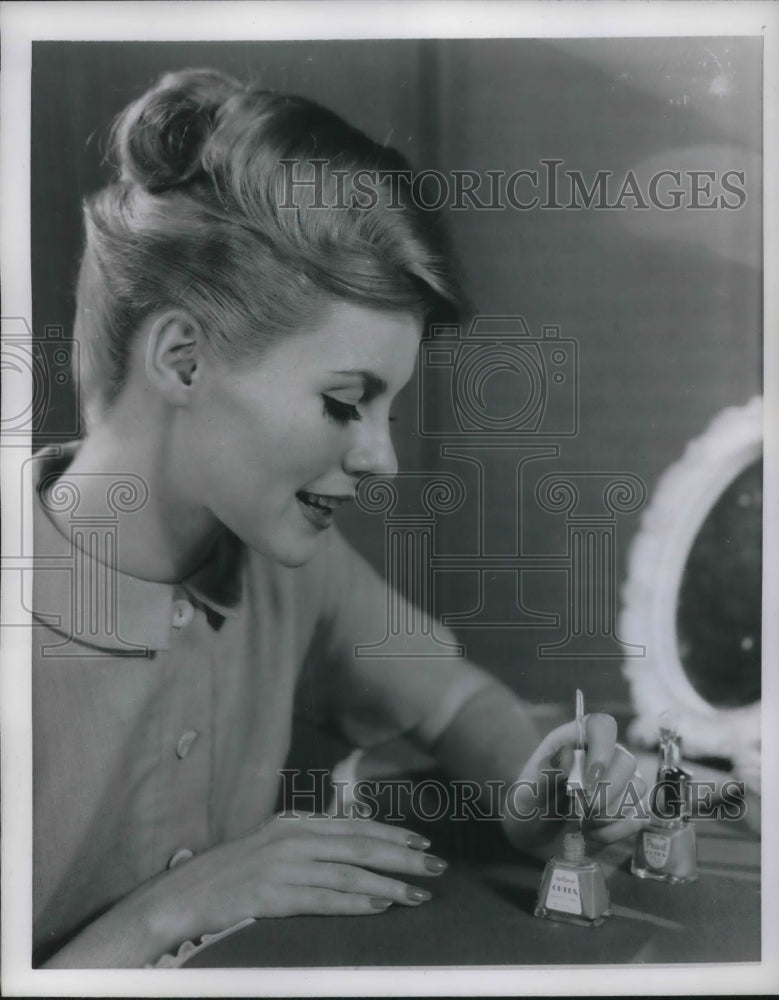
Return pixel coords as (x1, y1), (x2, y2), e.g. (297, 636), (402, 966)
(31, 38), (762, 713)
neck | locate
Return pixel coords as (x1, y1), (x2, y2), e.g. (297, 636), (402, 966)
(48, 412), (221, 584)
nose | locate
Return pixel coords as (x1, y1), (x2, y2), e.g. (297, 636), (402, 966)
(343, 420), (398, 478)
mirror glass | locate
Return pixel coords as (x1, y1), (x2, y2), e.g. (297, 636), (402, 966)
(676, 457), (762, 708)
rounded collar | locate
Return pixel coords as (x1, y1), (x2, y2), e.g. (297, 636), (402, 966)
(32, 443), (243, 653)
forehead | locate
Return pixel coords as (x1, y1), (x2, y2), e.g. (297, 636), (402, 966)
(265, 301), (423, 376)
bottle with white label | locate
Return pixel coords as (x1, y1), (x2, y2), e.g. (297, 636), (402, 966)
(631, 726), (698, 884)
(534, 830), (611, 927)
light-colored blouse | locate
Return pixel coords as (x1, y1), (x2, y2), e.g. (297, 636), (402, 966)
(31, 446), (489, 961)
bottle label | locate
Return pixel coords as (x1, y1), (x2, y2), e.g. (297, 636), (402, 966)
(643, 832), (671, 868)
(546, 868), (582, 914)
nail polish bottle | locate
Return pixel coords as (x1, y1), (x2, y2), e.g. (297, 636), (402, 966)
(631, 726), (697, 884)
(534, 830), (611, 927)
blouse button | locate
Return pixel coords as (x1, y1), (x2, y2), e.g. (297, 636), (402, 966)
(168, 848), (194, 869)
(176, 730), (198, 759)
(171, 599), (195, 629)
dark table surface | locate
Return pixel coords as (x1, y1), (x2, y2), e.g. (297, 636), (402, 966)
(184, 809), (760, 968)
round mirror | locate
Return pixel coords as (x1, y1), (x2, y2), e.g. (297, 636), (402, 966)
(620, 397), (762, 786)
(676, 458), (762, 709)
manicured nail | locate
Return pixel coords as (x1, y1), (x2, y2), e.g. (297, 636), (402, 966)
(407, 833), (431, 851)
(424, 855), (448, 874)
(370, 897), (392, 909)
(587, 763), (605, 791)
(406, 886), (432, 903)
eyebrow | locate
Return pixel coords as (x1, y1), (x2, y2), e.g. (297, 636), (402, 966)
(329, 370), (388, 400)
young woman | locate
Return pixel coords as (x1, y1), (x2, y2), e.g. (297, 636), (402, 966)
(32, 69), (642, 967)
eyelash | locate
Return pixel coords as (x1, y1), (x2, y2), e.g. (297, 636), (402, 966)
(322, 396), (361, 424)
(321, 396), (398, 426)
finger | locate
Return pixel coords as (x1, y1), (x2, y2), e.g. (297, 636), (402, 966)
(504, 768), (567, 833)
(282, 833), (447, 879)
(584, 713), (618, 790)
(588, 766), (651, 840)
(278, 886), (400, 917)
(585, 774), (648, 830)
(271, 815), (432, 851)
(589, 744), (639, 811)
(529, 719), (579, 764)
(589, 814), (648, 844)
(290, 861), (433, 907)
(525, 715), (613, 773)
(549, 744), (574, 774)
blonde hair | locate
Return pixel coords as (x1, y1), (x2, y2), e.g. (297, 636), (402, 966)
(75, 68), (461, 422)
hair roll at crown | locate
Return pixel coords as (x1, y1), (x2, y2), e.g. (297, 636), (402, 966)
(74, 68), (462, 423)
(111, 68), (238, 192)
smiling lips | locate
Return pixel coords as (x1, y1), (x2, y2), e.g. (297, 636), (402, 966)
(295, 489), (352, 529)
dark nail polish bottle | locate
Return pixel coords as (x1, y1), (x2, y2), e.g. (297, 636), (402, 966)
(631, 726), (697, 884)
(534, 830), (611, 927)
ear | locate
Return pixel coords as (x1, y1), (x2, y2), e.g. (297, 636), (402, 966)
(144, 310), (204, 405)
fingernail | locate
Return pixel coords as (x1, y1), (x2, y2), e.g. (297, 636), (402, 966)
(406, 886), (432, 903)
(370, 897), (392, 909)
(424, 855), (448, 874)
(406, 833), (431, 851)
(587, 763), (605, 791)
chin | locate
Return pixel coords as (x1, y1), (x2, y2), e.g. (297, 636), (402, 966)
(265, 533), (323, 568)
(273, 549), (318, 569)
(239, 511), (328, 568)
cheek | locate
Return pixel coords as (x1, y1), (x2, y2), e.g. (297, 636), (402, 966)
(195, 383), (340, 505)
(210, 424), (324, 513)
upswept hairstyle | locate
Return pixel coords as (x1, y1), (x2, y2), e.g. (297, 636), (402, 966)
(74, 68), (461, 421)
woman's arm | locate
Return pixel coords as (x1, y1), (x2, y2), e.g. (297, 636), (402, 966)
(316, 532), (644, 848)
(42, 867), (184, 969)
(427, 676), (542, 798)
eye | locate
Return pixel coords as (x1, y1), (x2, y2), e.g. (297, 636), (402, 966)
(322, 395), (362, 424)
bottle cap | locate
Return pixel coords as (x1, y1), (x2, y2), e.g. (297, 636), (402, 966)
(663, 767), (692, 819)
(653, 726), (692, 820)
(562, 830), (586, 863)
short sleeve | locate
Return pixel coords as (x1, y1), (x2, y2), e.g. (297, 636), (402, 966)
(300, 529), (493, 750)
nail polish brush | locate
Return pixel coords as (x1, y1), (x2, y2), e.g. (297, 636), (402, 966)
(566, 688), (587, 830)
(534, 688), (610, 926)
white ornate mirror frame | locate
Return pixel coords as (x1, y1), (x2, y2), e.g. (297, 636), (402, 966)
(620, 396), (763, 794)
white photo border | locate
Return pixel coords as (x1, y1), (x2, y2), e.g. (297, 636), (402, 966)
(2, 1), (778, 996)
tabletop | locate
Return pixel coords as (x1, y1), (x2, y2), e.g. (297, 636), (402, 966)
(184, 805), (760, 968)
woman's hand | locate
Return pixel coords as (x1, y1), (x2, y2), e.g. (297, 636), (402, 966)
(162, 813), (444, 930)
(44, 814), (444, 968)
(503, 713), (649, 851)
